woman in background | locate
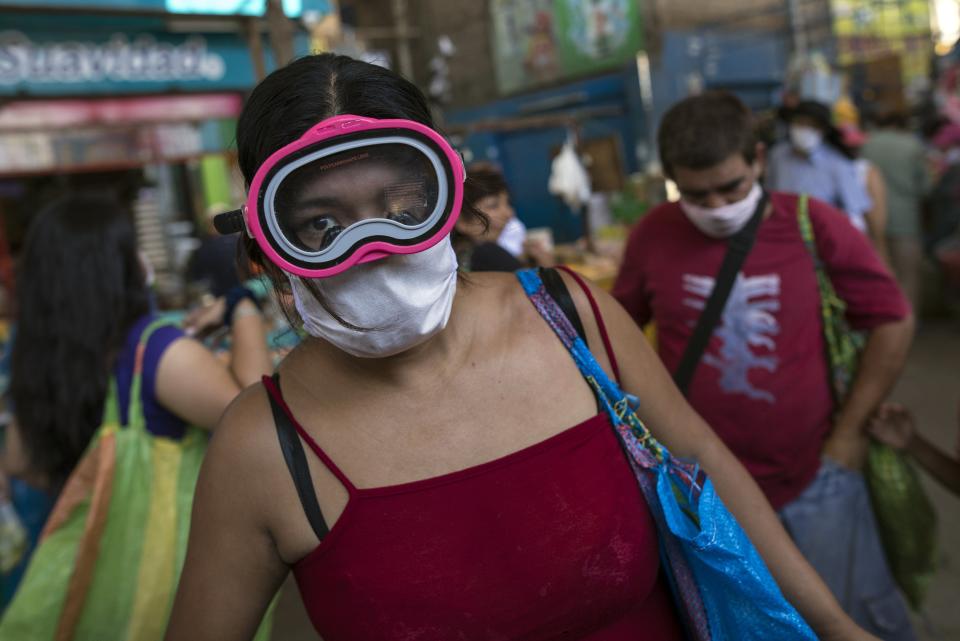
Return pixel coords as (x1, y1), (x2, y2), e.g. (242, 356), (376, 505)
(1, 193), (271, 639)
(6, 194), (270, 489)
(766, 100), (872, 232)
(455, 162), (554, 271)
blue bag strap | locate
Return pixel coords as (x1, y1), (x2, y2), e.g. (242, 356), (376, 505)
(516, 269), (667, 467)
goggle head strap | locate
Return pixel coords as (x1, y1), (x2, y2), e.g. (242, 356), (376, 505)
(213, 207), (248, 236)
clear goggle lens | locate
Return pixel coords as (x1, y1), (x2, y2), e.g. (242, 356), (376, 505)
(269, 143), (442, 255)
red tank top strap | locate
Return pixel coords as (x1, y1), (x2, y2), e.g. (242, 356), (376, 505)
(261, 374), (357, 494)
(556, 265), (622, 384)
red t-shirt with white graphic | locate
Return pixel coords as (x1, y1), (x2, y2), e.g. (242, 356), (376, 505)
(612, 193), (909, 509)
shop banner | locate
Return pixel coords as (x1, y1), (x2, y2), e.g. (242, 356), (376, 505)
(832, 0), (932, 95)
(0, 117), (237, 175)
(490, 0), (644, 94)
(0, 94), (242, 131)
(0, 28), (292, 95)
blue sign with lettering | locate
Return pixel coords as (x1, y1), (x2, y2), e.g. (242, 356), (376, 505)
(0, 22), (309, 95)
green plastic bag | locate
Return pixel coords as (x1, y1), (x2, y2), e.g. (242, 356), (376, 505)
(0, 320), (274, 640)
(865, 442), (938, 609)
(798, 195), (937, 609)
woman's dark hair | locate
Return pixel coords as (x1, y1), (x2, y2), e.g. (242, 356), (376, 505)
(658, 91), (758, 177)
(235, 54), (485, 325)
(451, 162), (506, 251)
(11, 194), (149, 487)
(237, 54), (438, 187)
(463, 162), (509, 208)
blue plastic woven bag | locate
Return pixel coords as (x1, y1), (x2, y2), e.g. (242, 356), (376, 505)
(517, 269), (816, 641)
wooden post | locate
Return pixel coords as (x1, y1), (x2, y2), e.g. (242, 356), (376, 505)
(244, 17), (266, 81)
(391, 0), (415, 79)
(266, 0), (295, 68)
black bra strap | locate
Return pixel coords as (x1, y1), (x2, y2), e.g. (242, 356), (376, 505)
(268, 373), (329, 541)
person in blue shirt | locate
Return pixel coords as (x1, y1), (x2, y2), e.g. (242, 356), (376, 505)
(766, 101), (872, 232)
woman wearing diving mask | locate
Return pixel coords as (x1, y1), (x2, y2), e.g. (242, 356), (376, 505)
(167, 55), (879, 641)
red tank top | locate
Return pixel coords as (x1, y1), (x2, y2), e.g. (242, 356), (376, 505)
(263, 274), (684, 640)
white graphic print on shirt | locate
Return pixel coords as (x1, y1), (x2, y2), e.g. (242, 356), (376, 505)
(682, 273), (781, 403)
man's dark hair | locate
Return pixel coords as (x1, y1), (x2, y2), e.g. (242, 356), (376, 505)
(658, 91), (757, 177)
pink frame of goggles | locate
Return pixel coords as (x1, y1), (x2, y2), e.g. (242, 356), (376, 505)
(217, 115), (465, 279)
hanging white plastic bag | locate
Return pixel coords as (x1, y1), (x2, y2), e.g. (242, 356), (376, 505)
(548, 140), (591, 211)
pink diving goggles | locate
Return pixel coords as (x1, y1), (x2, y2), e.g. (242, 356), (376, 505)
(215, 115), (465, 278)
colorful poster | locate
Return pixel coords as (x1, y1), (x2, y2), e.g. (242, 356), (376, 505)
(833, 0), (930, 38)
(831, 0), (932, 95)
(490, 0), (644, 94)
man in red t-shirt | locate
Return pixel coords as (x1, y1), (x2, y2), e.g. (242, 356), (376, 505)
(613, 92), (916, 639)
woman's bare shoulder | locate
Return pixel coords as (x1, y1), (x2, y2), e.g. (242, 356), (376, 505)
(202, 382), (289, 499)
(219, 382), (273, 434)
(460, 271), (533, 316)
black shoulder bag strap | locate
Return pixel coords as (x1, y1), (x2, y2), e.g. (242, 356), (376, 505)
(673, 191), (770, 395)
(539, 267), (587, 342)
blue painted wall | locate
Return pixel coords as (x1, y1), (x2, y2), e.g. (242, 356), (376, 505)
(447, 70), (644, 242)
(650, 29), (788, 129)
(446, 28), (788, 242)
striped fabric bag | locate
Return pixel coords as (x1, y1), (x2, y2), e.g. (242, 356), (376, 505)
(0, 321), (272, 641)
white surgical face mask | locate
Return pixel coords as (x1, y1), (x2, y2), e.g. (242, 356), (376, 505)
(789, 125), (823, 153)
(288, 237), (458, 358)
(680, 182), (763, 239)
(497, 217), (526, 257)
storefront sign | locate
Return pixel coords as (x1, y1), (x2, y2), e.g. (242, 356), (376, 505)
(0, 31), (226, 87)
(490, 0), (644, 94)
(0, 25), (303, 95)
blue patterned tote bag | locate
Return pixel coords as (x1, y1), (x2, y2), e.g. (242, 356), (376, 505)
(517, 268), (816, 641)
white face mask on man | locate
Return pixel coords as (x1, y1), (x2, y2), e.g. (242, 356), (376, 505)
(680, 182), (764, 239)
(287, 237), (459, 358)
(789, 125), (823, 153)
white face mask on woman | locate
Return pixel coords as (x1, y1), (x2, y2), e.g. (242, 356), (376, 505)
(680, 182), (764, 239)
(288, 237), (459, 358)
(789, 125), (823, 153)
